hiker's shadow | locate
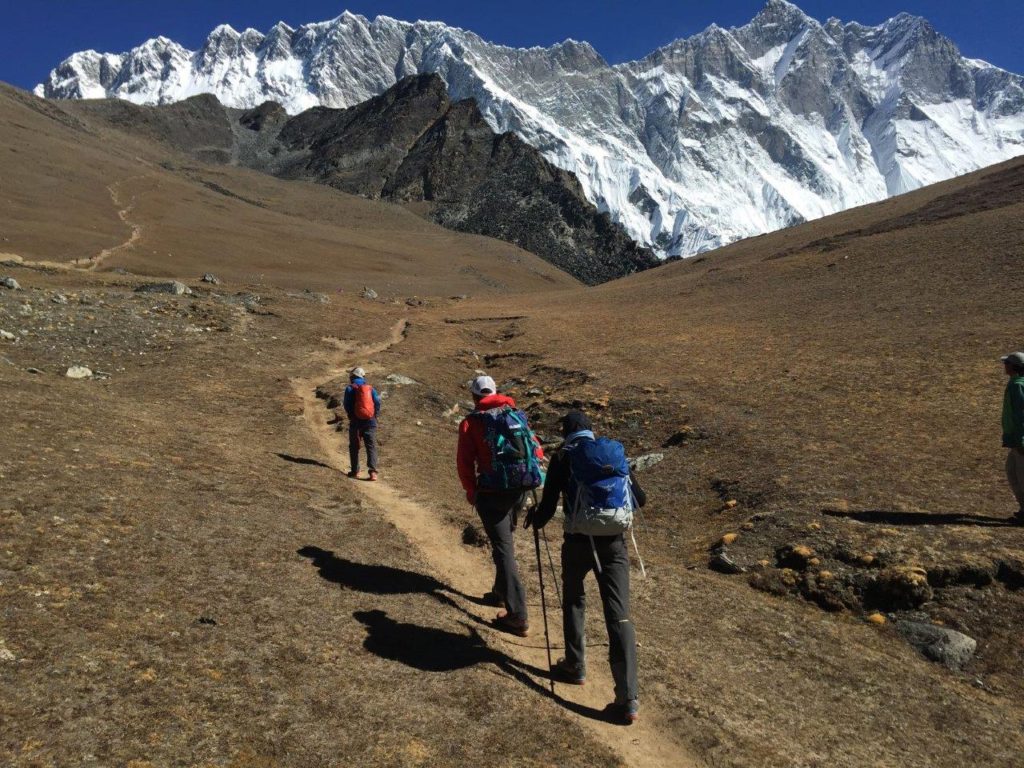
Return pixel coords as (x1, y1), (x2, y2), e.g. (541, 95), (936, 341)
(298, 547), (623, 724)
(297, 546), (493, 615)
(353, 609), (621, 723)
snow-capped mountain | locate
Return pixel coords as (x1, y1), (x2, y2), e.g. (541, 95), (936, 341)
(36, 0), (1024, 257)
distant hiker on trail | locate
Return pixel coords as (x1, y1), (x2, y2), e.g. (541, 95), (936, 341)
(526, 410), (645, 724)
(344, 367), (381, 481)
(1002, 352), (1024, 523)
(457, 375), (545, 637)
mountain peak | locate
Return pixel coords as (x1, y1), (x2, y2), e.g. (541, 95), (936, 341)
(34, 7), (1024, 260)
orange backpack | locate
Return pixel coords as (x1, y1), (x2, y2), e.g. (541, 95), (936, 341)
(352, 384), (376, 420)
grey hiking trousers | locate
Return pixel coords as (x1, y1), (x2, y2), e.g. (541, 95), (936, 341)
(475, 491), (528, 622)
(1007, 448), (1024, 511)
(562, 533), (638, 703)
(349, 422), (378, 473)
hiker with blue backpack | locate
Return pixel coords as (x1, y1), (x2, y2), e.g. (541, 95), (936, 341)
(457, 375), (545, 637)
(525, 410), (646, 724)
(344, 366), (381, 481)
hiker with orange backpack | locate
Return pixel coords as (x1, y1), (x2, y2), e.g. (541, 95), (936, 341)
(525, 410), (645, 724)
(457, 375), (545, 636)
(344, 367), (381, 481)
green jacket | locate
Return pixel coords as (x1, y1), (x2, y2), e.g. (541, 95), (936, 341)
(1003, 376), (1024, 448)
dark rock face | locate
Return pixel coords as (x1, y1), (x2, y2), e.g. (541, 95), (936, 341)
(65, 74), (657, 285)
(272, 75), (656, 284)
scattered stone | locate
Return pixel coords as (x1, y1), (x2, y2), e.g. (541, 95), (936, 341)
(709, 548), (746, 574)
(866, 612), (887, 625)
(776, 544), (816, 570)
(867, 566), (933, 610)
(26, 367), (42, 374)
(0, 277), (21, 290)
(720, 532), (739, 546)
(51, 293), (68, 305)
(0, 330), (14, 341)
(385, 373), (418, 386)
(895, 620), (977, 670)
(201, 273), (221, 284)
(65, 366), (93, 379)
(361, 287), (378, 300)
(629, 453), (664, 472)
(18, 304), (32, 316)
(135, 281), (191, 296)
(406, 297), (425, 307)
(0, 641), (15, 663)
(723, 499), (739, 510)
(197, 616), (217, 626)
(450, 294), (468, 301)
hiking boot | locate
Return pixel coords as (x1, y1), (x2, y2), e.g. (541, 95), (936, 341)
(493, 611), (529, 637)
(551, 657), (585, 685)
(347, 470), (360, 479)
(623, 699), (639, 724)
(611, 699), (639, 724)
(368, 470), (379, 481)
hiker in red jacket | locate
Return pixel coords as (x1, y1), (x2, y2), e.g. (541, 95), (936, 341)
(457, 375), (545, 636)
(344, 367), (381, 481)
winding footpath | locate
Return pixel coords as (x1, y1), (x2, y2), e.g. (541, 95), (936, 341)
(291, 319), (701, 768)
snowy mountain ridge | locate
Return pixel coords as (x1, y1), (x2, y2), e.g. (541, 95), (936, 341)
(36, 0), (1024, 257)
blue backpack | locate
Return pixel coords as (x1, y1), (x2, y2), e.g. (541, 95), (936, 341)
(472, 406), (544, 492)
(564, 437), (635, 536)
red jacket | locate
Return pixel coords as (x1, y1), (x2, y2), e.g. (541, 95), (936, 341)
(457, 394), (544, 495)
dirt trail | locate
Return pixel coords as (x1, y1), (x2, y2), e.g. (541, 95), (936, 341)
(72, 176), (145, 270)
(291, 319), (701, 768)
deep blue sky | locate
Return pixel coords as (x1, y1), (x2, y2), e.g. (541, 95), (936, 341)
(2, 1), (1022, 90)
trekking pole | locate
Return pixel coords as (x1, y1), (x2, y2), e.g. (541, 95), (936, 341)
(541, 527), (562, 609)
(529, 490), (561, 609)
(533, 525), (556, 695)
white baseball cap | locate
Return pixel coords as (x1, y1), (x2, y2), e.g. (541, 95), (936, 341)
(350, 366), (366, 378)
(470, 375), (496, 395)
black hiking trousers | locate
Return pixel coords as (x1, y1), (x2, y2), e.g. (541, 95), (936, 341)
(562, 533), (638, 704)
(475, 491), (528, 622)
(348, 421), (378, 473)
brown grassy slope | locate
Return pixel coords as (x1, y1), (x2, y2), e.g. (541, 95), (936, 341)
(506, 156), (1024, 517)
(0, 269), (618, 768)
(0, 83), (575, 296)
(385, 157), (1024, 766)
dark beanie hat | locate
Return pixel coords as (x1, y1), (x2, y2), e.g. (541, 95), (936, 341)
(560, 410), (592, 437)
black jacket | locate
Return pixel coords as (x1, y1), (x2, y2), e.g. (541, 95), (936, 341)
(532, 439), (646, 530)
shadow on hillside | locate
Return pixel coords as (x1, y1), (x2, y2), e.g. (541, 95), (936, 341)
(823, 509), (1017, 527)
(353, 609), (623, 723)
(297, 546), (491, 610)
(299, 547), (626, 723)
(276, 453), (333, 469)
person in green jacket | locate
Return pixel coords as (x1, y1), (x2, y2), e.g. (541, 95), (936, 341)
(1001, 352), (1024, 523)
